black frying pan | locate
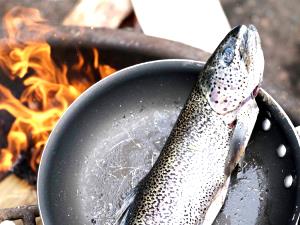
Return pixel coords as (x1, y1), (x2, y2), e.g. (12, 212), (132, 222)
(37, 60), (300, 225)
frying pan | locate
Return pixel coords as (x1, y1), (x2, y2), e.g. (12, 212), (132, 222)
(37, 59), (300, 225)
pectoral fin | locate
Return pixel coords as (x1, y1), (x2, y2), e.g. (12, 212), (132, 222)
(114, 186), (138, 225)
(224, 99), (259, 176)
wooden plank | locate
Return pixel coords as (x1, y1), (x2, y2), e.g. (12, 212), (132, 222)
(131, 0), (231, 53)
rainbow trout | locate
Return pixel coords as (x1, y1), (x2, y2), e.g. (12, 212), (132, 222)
(122, 25), (264, 225)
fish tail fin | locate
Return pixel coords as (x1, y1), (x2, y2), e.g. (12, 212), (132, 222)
(114, 186), (138, 225)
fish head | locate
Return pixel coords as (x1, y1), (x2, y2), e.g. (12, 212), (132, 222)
(200, 24), (264, 119)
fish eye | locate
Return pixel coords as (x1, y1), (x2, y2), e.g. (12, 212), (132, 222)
(222, 46), (234, 65)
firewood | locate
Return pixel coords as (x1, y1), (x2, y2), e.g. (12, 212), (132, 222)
(63, 0), (132, 28)
(0, 175), (37, 208)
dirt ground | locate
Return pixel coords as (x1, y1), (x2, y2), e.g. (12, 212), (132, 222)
(0, 0), (299, 123)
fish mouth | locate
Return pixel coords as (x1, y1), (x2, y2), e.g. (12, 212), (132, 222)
(241, 24), (260, 48)
(240, 25), (264, 99)
(240, 25), (261, 68)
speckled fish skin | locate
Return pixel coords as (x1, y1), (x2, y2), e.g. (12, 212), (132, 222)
(124, 25), (264, 225)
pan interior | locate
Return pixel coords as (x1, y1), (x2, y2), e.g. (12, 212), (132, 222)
(38, 60), (298, 225)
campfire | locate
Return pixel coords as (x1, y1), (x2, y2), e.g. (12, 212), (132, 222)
(0, 5), (210, 224)
(0, 7), (116, 181)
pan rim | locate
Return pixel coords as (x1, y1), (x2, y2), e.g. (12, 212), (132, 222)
(37, 59), (300, 225)
(37, 59), (204, 224)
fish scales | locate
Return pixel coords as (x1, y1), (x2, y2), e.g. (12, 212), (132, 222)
(123, 24), (264, 225)
(126, 84), (233, 224)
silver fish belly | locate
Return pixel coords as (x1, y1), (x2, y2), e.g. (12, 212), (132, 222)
(123, 24), (264, 225)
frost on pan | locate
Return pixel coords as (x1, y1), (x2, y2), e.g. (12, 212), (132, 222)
(78, 109), (180, 224)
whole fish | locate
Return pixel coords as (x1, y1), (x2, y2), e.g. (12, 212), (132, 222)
(122, 24), (264, 225)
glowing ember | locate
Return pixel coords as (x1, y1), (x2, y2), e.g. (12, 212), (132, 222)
(0, 7), (116, 173)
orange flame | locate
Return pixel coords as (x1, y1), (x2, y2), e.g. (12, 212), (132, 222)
(0, 7), (116, 172)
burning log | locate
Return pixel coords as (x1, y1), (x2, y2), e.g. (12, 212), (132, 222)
(0, 205), (39, 225)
